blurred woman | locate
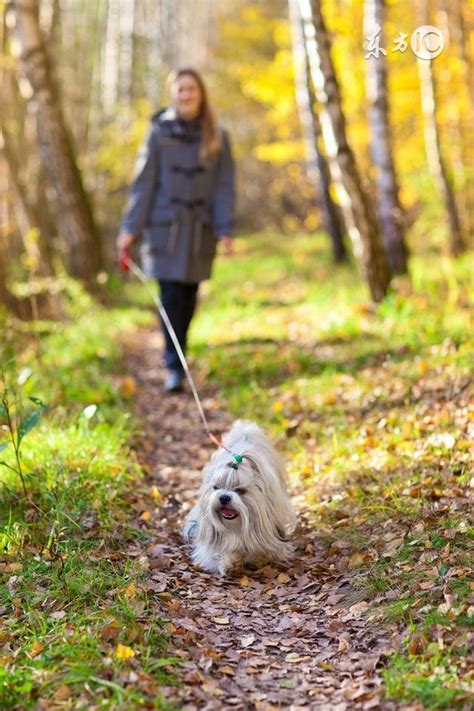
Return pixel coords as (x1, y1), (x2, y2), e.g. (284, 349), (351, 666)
(118, 68), (235, 392)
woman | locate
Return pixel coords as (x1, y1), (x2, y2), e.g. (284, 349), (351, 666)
(117, 68), (235, 392)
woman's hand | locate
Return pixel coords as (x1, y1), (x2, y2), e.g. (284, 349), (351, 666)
(218, 235), (234, 255)
(117, 233), (136, 251)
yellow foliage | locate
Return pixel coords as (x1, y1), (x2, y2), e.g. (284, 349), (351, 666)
(254, 142), (305, 165)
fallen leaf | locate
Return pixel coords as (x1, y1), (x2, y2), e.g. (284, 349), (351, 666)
(50, 610), (66, 620)
(240, 634), (256, 647)
(30, 641), (44, 657)
(53, 685), (71, 701)
(119, 376), (136, 398)
(211, 616), (230, 625)
(150, 485), (162, 501)
(115, 644), (135, 661)
(125, 582), (137, 598)
(349, 601), (369, 616)
(218, 665), (235, 675)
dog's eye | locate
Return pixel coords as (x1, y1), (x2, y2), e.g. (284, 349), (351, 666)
(213, 485), (220, 491)
(235, 487), (247, 495)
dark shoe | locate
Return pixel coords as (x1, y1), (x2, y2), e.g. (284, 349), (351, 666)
(164, 370), (183, 393)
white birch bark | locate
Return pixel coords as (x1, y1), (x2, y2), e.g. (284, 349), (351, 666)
(289, 0), (347, 262)
(364, 0), (408, 274)
(299, 0), (391, 301)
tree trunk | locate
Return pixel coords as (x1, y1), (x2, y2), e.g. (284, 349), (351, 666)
(299, 0), (391, 301)
(364, 0), (408, 274)
(0, 245), (18, 314)
(10, 0), (103, 281)
(449, 0), (473, 243)
(0, 127), (53, 276)
(288, 0), (347, 263)
(417, 55), (466, 256)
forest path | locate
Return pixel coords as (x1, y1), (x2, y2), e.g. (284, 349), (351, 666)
(124, 329), (398, 711)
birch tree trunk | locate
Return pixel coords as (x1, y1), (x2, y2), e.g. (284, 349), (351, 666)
(417, 55), (466, 255)
(449, 0), (473, 242)
(299, 0), (391, 301)
(364, 0), (408, 274)
(415, 1), (466, 255)
(288, 0), (347, 263)
(11, 0), (103, 281)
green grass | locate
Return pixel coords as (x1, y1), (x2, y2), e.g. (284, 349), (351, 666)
(0, 282), (175, 710)
(2, 234), (472, 709)
(190, 231), (473, 709)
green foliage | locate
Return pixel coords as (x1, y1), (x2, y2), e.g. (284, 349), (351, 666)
(191, 231), (473, 708)
(384, 653), (472, 709)
(0, 293), (171, 709)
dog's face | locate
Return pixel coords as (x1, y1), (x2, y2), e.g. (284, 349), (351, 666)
(199, 456), (268, 535)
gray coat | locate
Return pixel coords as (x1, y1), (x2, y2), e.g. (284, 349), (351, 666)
(120, 107), (235, 283)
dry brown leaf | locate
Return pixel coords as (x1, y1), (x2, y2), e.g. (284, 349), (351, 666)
(349, 601), (369, 616)
(53, 685), (71, 701)
(218, 665), (235, 675)
(30, 641), (44, 658)
(240, 634), (256, 647)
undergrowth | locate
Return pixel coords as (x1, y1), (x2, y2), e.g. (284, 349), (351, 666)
(0, 281), (174, 710)
(191, 233), (473, 709)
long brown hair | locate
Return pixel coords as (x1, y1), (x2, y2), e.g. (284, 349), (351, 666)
(166, 67), (223, 161)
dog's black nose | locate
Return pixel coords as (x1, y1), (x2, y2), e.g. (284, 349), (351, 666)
(219, 494), (231, 505)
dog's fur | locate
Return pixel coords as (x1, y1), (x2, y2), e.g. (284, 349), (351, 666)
(183, 420), (296, 575)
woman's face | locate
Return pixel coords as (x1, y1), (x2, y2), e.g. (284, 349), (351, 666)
(171, 74), (203, 120)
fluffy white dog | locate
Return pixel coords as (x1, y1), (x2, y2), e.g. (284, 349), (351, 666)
(183, 420), (296, 575)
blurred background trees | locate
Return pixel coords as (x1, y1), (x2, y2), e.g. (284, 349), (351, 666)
(0, 0), (472, 307)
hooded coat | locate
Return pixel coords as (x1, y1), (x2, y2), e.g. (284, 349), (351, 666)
(120, 107), (235, 283)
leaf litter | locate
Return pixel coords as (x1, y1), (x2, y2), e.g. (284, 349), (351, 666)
(123, 330), (403, 710)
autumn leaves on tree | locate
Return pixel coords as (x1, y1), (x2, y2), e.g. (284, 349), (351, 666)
(0, 0), (472, 307)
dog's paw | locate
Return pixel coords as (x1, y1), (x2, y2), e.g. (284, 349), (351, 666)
(217, 554), (243, 577)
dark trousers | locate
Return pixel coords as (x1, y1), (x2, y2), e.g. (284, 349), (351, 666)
(158, 280), (199, 373)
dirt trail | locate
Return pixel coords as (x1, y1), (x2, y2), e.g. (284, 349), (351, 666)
(124, 330), (399, 711)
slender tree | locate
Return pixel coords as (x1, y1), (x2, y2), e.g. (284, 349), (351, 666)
(0, 22), (52, 274)
(0, 125), (53, 276)
(288, 0), (347, 262)
(364, 0), (408, 274)
(10, 0), (103, 281)
(0, 243), (18, 314)
(415, 1), (466, 256)
(447, 0), (472, 242)
(417, 61), (466, 254)
(298, 0), (391, 301)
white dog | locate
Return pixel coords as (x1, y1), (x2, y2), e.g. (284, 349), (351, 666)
(183, 420), (296, 575)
